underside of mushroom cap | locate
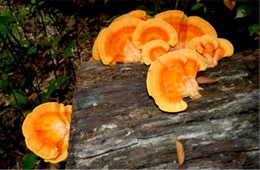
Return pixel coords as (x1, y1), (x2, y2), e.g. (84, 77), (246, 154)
(22, 102), (71, 162)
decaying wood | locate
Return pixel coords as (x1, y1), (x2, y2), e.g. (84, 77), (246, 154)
(66, 49), (259, 169)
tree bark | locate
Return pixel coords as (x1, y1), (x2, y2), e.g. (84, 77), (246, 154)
(66, 49), (259, 169)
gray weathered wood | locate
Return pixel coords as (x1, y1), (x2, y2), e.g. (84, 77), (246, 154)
(67, 49), (259, 169)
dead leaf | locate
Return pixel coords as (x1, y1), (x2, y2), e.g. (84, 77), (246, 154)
(174, 137), (185, 166)
(224, 0), (236, 11)
(196, 76), (219, 84)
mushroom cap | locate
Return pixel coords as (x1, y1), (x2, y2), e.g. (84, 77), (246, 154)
(132, 18), (178, 49)
(189, 34), (219, 56)
(147, 49), (206, 112)
(142, 39), (169, 65)
(186, 16), (217, 41)
(156, 10), (217, 49)
(113, 10), (149, 22)
(189, 34), (234, 67)
(215, 38), (234, 59)
(92, 28), (107, 60)
(99, 17), (143, 65)
(155, 10), (188, 34)
(22, 102), (71, 163)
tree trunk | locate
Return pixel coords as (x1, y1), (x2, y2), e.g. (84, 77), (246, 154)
(66, 49), (259, 169)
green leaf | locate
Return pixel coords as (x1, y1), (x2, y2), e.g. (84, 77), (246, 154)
(248, 24), (260, 36)
(235, 5), (252, 18)
(64, 40), (76, 57)
(17, 14), (25, 21)
(31, 0), (36, 4)
(22, 152), (37, 169)
(1, 73), (8, 81)
(38, 0), (44, 6)
(136, 5), (147, 10)
(27, 47), (37, 55)
(50, 50), (59, 59)
(146, 10), (155, 15)
(191, 3), (205, 11)
(19, 40), (30, 46)
(203, 6), (207, 13)
(9, 90), (26, 106)
(0, 16), (12, 24)
(45, 76), (69, 100)
(0, 24), (9, 35)
(104, 0), (109, 4)
(1, 9), (12, 18)
(0, 73), (8, 90)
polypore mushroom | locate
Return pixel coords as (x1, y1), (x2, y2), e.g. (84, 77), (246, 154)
(22, 102), (72, 163)
(99, 17), (143, 65)
(141, 39), (169, 65)
(147, 49), (206, 112)
(132, 18), (178, 49)
(156, 10), (217, 50)
(113, 10), (149, 22)
(189, 34), (234, 67)
(92, 28), (107, 61)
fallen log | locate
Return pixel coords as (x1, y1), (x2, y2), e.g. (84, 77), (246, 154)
(66, 49), (259, 169)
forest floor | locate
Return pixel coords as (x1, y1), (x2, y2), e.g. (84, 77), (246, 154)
(0, 8), (106, 169)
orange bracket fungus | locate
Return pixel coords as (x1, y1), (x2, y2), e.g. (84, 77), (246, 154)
(99, 17), (143, 65)
(92, 28), (107, 61)
(147, 49), (206, 112)
(22, 102), (72, 163)
(90, 9), (234, 113)
(141, 39), (169, 65)
(156, 10), (217, 50)
(189, 34), (234, 67)
(113, 10), (149, 22)
(132, 18), (178, 49)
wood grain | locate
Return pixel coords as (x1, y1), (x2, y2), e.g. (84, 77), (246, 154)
(67, 49), (259, 169)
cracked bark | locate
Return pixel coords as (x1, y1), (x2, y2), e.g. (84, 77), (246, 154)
(66, 49), (259, 169)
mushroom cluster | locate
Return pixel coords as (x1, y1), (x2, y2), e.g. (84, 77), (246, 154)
(22, 102), (72, 163)
(91, 9), (234, 112)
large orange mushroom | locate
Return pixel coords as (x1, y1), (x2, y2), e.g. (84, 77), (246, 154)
(99, 17), (143, 65)
(132, 18), (178, 49)
(147, 49), (206, 112)
(22, 102), (72, 163)
(156, 10), (217, 50)
(189, 34), (234, 67)
(141, 39), (169, 65)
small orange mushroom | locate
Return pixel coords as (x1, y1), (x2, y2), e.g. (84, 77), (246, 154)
(141, 40), (169, 65)
(147, 49), (206, 112)
(113, 10), (149, 22)
(132, 18), (178, 49)
(189, 34), (234, 67)
(156, 10), (217, 50)
(99, 17), (143, 65)
(22, 102), (72, 163)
